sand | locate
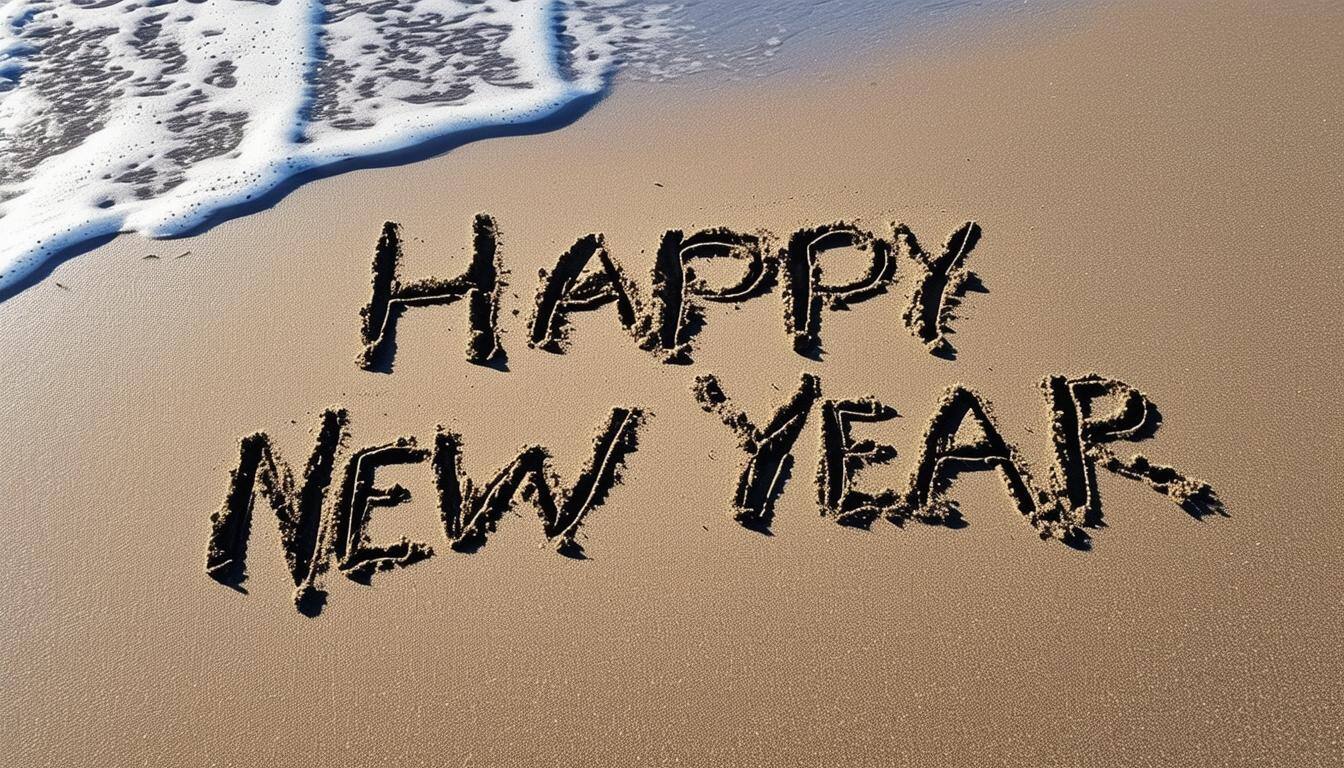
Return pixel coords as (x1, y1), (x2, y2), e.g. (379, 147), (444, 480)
(2, 0), (1342, 765)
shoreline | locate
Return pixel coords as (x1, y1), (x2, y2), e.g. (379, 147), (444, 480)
(0, 0), (1056, 302)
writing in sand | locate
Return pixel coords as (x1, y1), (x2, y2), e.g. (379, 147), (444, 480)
(205, 214), (1225, 613)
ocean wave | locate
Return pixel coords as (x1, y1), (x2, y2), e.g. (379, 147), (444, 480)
(0, 0), (994, 296)
(0, 0), (682, 293)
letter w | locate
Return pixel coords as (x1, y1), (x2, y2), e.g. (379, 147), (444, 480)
(433, 408), (645, 558)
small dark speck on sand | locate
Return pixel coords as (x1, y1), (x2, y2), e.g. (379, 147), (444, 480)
(653, 182), (664, 187)
(54, 282), (69, 290)
(174, 250), (192, 260)
(143, 254), (159, 260)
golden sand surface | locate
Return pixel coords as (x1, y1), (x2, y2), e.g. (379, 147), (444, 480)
(1, 1), (1340, 765)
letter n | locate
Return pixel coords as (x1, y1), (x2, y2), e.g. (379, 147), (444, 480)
(205, 408), (348, 612)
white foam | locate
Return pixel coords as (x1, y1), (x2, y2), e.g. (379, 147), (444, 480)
(0, 0), (1001, 293)
(0, 0), (674, 291)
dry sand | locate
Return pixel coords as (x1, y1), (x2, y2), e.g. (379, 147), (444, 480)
(2, 0), (1342, 765)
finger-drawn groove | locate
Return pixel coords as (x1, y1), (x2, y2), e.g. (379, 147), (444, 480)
(1043, 373), (1226, 527)
(204, 408), (349, 613)
(357, 214), (504, 372)
(529, 232), (645, 352)
(892, 385), (1079, 545)
(644, 228), (776, 363)
(435, 407), (647, 557)
(899, 221), (982, 358)
(817, 397), (901, 528)
(693, 372), (820, 532)
(783, 222), (896, 358)
(331, 439), (434, 584)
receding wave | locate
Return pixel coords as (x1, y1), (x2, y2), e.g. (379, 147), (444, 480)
(0, 0), (997, 294)
(0, 0), (681, 292)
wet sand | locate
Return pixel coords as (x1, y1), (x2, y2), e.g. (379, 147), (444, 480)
(1, 0), (1341, 765)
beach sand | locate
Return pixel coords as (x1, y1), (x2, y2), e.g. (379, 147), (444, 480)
(2, 0), (1341, 765)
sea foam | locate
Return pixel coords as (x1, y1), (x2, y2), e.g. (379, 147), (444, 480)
(0, 0), (677, 292)
(0, 0), (987, 295)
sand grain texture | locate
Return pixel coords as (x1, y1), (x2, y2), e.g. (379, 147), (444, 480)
(2, 1), (1342, 766)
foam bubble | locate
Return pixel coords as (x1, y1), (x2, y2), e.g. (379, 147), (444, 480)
(0, 0), (992, 292)
(0, 0), (675, 291)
